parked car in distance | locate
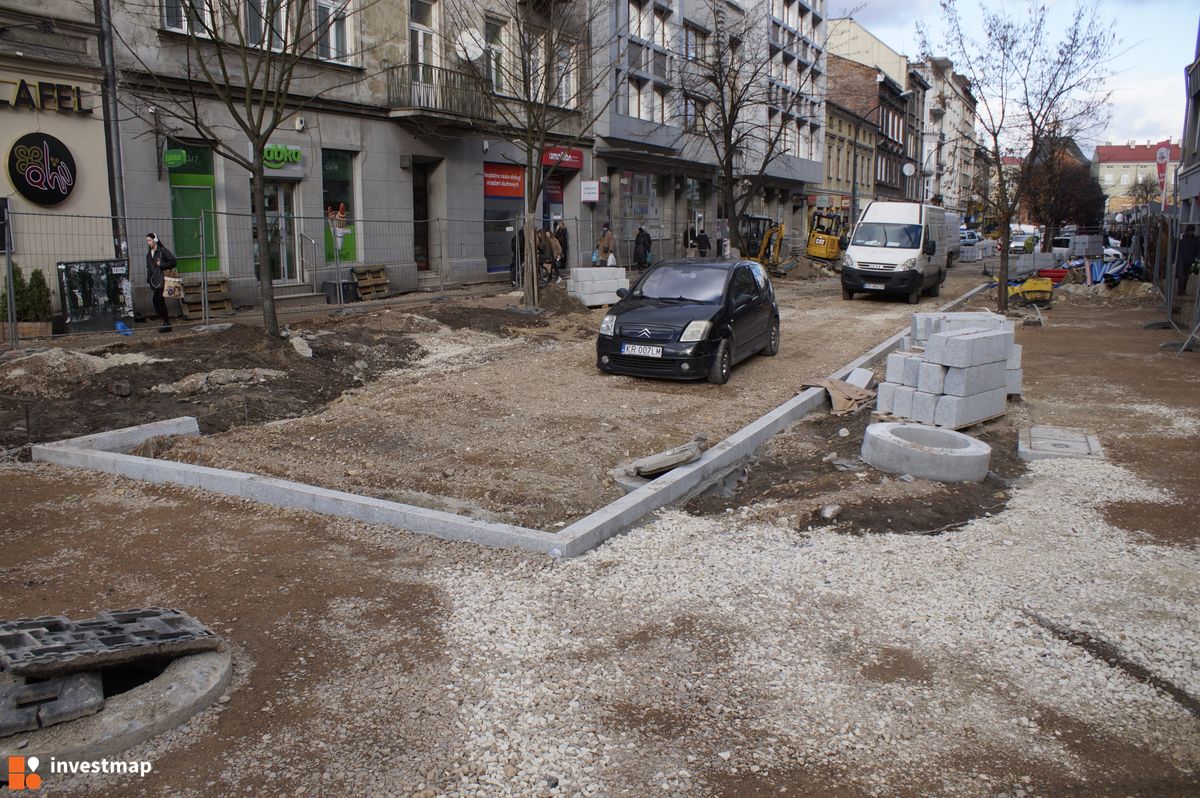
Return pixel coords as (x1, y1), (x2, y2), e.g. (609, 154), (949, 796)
(1008, 233), (1039, 253)
(959, 229), (983, 247)
(596, 259), (780, 384)
(1051, 236), (1072, 258)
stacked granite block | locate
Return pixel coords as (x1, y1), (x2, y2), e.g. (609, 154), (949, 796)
(568, 267), (629, 307)
(877, 312), (1020, 429)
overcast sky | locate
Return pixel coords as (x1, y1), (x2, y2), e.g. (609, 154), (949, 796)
(828, 0), (1199, 157)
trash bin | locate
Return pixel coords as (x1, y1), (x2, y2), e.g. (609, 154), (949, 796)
(56, 259), (134, 334)
(321, 280), (359, 304)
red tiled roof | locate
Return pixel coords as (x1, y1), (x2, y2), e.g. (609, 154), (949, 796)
(1094, 143), (1181, 163)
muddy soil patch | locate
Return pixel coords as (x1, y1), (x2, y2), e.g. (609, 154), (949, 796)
(420, 303), (552, 335)
(0, 320), (423, 450)
(685, 410), (1026, 535)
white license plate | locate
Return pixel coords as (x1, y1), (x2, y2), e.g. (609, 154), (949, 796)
(621, 343), (663, 358)
(863, 282), (885, 290)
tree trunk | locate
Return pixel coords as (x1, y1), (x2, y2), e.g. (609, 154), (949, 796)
(251, 161), (280, 338)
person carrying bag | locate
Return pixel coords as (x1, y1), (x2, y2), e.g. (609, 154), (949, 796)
(145, 232), (177, 333)
(597, 223), (617, 267)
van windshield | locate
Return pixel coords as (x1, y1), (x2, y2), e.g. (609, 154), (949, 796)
(852, 222), (922, 249)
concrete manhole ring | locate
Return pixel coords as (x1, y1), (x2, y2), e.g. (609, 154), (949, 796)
(861, 422), (992, 483)
(0, 650), (232, 760)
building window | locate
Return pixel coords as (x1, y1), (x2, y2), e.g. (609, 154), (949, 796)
(628, 0), (651, 41)
(410, 0), (436, 83)
(322, 149), (356, 262)
(682, 96), (705, 132)
(163, 0), (209, 34)
(553, 44), (574, 107)
(654, 11), (670, 49)
(246, 0), (286, 49)
(1120, 173), (1130, 186)
(316, 0), (349, 61)
(684, 26), (706, 61)
(485, 19), (504, 92)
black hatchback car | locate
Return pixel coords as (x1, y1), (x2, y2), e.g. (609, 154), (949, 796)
(596, 259), (780, 384)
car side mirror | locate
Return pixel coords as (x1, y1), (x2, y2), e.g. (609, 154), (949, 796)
(923, 240), (936, 256)
(615, 287), (628, 298)
(734, 291), (754, 308)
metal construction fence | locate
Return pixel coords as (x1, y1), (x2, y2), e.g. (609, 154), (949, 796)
(3, 204), (812, 341)
(1131, 212), (1200, 355)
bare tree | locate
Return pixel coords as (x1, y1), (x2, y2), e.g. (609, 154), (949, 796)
(926, 0), (1114, 311)
(676, 0), (821, 254)
(1127, 172), (1161, 209)
(107, 0), (376, 337)
(442, 0), (624, 307)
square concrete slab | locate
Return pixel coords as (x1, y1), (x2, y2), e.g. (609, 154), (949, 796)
(1018, 426), (1106, 462)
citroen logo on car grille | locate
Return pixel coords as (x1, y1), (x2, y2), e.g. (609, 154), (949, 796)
(635, 328), (653, 338)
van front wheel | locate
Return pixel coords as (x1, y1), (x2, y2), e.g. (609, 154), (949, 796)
(907, 288), (921, 305)
(842, 288), (854, 300)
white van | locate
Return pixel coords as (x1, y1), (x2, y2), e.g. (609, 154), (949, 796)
(840, 202), (950, 304)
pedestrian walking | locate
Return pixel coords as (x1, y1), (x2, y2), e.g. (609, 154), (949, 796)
(634, 226), (652, 269)
(145, 232), (176, 333)
(555, 220), (569, 275)
(597, 223), (617, 267)
(1176, 225), (1199, 298)
(696, 229), (711, 258)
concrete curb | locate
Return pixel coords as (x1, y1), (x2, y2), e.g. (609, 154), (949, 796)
(31, 282), (995, 558)
(0, 650), (232, 760)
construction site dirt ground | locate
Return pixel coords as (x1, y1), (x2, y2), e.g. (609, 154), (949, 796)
(2, 266), (1199, 797)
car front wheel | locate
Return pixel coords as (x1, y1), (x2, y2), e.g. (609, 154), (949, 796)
(708, 339), (731, 384)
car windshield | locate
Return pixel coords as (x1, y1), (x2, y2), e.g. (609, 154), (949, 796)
(851, 222), (921, 249)
(636, 264), (727, 303)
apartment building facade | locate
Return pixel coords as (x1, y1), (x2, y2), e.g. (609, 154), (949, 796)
(914, 56), (976, 215)
(4, 0), (826, 314)
(825, 17), (925, 215)
(1093, 141), (1182, 215)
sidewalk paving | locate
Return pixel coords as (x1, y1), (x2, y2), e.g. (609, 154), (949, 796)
(1, 286), (1197, 797)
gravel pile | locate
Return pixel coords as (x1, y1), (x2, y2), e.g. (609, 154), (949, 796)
(371, 455), (1199, 796)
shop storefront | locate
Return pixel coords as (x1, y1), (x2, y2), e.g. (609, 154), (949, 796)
(1, 65), (113, 307)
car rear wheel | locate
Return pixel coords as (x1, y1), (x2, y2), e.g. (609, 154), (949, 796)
(708, 339), (731, 384)
(762, 317), (780, 357)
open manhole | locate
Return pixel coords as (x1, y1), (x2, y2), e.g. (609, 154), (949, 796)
(0, 609), (232, 761)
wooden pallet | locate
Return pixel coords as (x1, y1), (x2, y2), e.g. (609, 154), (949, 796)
(353, 266), (390, 300)
(870, 409), (1008, 432)
(179, 276), (235, 319)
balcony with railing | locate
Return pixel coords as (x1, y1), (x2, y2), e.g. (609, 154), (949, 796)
(385, 64), (494, 123)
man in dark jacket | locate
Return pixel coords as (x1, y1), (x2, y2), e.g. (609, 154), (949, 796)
(145, 232), (176, 333)
(696, 229), (711, 258)
(1177, 225), (1199, 299)
(634, 227), (652, 269)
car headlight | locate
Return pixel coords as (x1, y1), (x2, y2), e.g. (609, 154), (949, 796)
(841, 253), (856, 271)
(900, 257), (917, 271)
(679, 320), (712, 342)
(599, 314), (616, 337)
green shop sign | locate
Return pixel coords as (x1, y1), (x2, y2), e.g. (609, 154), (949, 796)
(163, 148), (188, 169)
(263, 144), (303, 170)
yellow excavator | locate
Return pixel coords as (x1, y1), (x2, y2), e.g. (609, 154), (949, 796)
(805, 211), (845, 261)
(740, 215), (789, 275)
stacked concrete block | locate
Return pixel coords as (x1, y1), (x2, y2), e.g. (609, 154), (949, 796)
(568, 267), (628, 307)
(875, 312), (1023, 429)
(1006, 344), (1023, 396)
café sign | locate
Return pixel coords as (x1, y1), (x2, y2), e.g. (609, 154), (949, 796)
(0, 78), (93, 114)
(8, 132), (76, 206)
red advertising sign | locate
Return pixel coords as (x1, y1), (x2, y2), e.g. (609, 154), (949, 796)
(540, 147), (583, 169)
(1155, 139), (1170, 193)
(484, 163), (524, 198)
